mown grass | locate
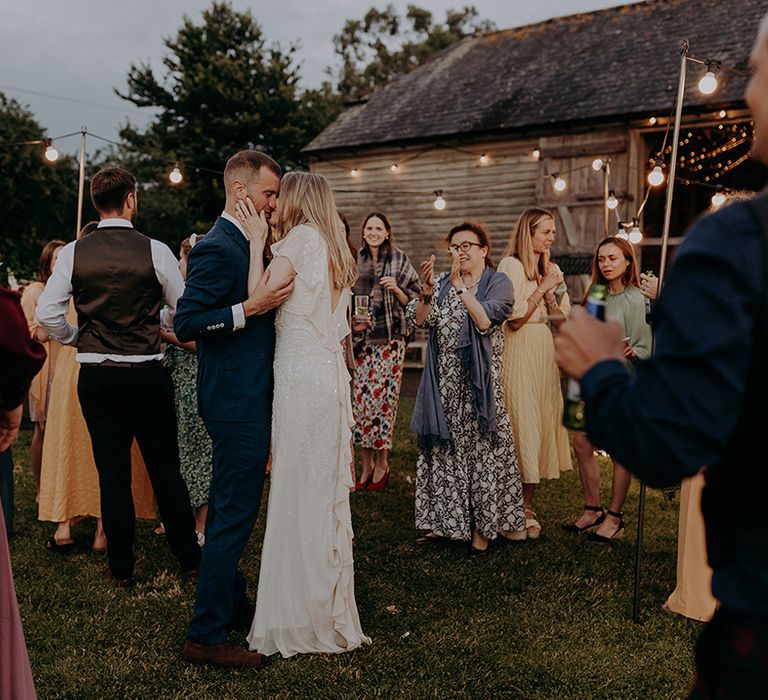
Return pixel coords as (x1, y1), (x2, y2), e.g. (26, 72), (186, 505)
(8, 394), (700, 699)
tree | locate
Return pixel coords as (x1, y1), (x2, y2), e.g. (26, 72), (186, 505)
(0, 93), (78, 281)
(333, 4), (496, 102)
(114, 1), (337, 248)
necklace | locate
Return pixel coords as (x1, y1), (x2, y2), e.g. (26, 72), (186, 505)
(461, 275), (481, 290)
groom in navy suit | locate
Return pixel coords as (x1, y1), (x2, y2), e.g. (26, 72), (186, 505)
(175, 151), (293, 668)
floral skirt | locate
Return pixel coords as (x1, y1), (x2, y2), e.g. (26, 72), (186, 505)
(352, 338), (405, 450)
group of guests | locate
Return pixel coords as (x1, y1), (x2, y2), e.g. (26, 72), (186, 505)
(347, 206), (655, 554)
(18, 229), (212, 552)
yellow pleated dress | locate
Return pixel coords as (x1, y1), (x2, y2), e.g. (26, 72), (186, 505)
(498, 256), (572, 484)
(38, 304), (156, 523)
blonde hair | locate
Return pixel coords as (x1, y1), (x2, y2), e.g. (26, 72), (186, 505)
(503, 208), (554, 280)
(274, 171), (357, 288)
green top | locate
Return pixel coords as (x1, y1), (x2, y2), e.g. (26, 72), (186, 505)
(606, 285), (653, 360)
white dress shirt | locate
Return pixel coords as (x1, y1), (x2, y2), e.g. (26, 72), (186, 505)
(36, 218), (185, 364)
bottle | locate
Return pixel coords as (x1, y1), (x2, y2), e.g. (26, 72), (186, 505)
(643, 270), (655, 324)
(562, 284), (609, 431)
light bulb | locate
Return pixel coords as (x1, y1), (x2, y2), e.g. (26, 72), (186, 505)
(479, 154), (489, 165)
(615, 230), (629, 240)
(169, 166), (183, 185)
(647, 165), (664, 187)
(532, 149), (541, 160)
(44, 144), (59, 163)
(628, 225), (643, 244)
(698, 71), (718, 95)
(433, 191), (446, 210)
(592, 158), (604, 171)
(553, 175), (567, 193)
(350, 168), (360, 177)
(649, 116), (657, 126)
(606, 191), (619, 210)
(390, 164), (398, 173)
(711, 191), (726, 208)
(718, 110), (727, 119)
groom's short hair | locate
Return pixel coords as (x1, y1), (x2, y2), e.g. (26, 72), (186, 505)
(90, 167), (137, 214)
(224, 150), (282, 183)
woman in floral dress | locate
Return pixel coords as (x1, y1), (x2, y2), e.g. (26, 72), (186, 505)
(162, 234), (212, 542)
(408, 222), (526, 554)
(351, 212), (420, 491)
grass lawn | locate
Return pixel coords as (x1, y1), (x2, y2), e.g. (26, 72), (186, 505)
(7, 396), (700, 699)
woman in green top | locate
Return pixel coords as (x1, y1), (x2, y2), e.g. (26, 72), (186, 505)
(564, 236), (652, 542)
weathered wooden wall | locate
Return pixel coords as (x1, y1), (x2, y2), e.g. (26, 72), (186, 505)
(309, 126), (641, 273)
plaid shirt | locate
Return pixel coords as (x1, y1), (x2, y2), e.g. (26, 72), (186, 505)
(354, 245), (420, 342)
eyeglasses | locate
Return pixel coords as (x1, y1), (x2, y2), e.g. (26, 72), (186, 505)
(449, 242), (484, 253)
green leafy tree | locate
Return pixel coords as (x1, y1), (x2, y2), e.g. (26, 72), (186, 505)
(114, 1), (338, 247)
(0, 93), (78, 281)
(333, 4), (495, 102)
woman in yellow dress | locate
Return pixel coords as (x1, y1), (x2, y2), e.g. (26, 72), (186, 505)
(37, 222), (155, 551)
(498, 208), (572, 539)
(20, 239), (65, 500)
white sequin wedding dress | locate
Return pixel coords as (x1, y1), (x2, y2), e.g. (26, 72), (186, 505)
(247, 224), (371, 657)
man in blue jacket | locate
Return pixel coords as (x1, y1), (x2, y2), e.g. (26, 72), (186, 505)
(555, 13), (768, 697)
(175, 150), (293, 668)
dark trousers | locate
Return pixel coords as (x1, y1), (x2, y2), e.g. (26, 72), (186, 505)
(77, 364), (200, 579)
(689, 608), (768, 699)
(0, 448), (13, 539)
(187, 419), (269, 645)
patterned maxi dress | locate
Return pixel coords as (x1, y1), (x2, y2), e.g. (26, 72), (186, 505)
(163, 344), (212, 510)
(406, 275), (526, 540)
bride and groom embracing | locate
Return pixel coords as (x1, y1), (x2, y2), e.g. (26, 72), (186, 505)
(175, 151), (370, 668)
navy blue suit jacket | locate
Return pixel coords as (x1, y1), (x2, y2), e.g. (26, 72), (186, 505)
(174, 217), (275, 424)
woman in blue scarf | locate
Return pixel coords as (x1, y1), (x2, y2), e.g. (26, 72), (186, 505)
(407, 222), (526, 554)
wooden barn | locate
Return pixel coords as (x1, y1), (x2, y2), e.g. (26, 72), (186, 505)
(305, 0), (766, 291)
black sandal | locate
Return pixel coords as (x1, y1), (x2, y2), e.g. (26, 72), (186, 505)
(587, 509), (626, 542)
(562, 504), (605, 533)
(45, 535), (74, 551)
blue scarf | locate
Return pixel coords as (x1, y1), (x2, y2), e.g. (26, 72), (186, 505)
(411, 265), (514, 450)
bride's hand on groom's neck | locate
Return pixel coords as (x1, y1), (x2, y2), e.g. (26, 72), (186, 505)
(235, 197), (269, 248)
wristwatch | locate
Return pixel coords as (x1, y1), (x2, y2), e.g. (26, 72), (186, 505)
(456, 286), (467, 296)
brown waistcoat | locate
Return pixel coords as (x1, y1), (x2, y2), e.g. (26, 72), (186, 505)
(71, 227), (163, 356)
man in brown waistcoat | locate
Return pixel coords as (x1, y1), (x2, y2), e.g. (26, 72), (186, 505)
(37, 167), (201, 587)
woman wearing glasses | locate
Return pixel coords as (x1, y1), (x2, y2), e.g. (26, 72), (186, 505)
(498, 208), (572, 539)
(408, 222), (526, 554)
(351, 212), (420, 491)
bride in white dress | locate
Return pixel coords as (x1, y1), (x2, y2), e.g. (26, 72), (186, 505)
(239, 170), (370, 657)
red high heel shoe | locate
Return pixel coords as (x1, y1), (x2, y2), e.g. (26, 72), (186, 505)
(355, 475), (372, 490)
(367, 469), (390, 491)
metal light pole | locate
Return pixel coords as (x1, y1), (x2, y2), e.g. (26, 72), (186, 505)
(75, 126), (87, 237)
(632, 40), (689, 624)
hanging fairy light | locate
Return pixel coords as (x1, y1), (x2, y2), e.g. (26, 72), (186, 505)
(649, 116), (658, 126)
(615, 229), (629, 240)
(169, 163), (183, 185)
(350, 168), (360, 177)
(43, 139), (59, 163)
(698, 60), (720, 95)
(647, 160), (665, 187)
(433, 190), (446, 210)
(606, 191), (619, 210)
(718, 110), (727, 119)
(711, 187), (727, 208)
(552, 174), (567, 193)
(390, 163), (399, 173)
(592, 158), (604, 171)
(628, 219), (643, 245)
(532, 149), (541, 160)
(479, 153), (489, 165)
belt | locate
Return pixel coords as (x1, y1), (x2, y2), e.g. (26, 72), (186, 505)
(81, 359), (163, 368)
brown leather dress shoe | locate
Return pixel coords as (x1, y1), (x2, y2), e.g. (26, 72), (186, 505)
(182, 640), (270, 669)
